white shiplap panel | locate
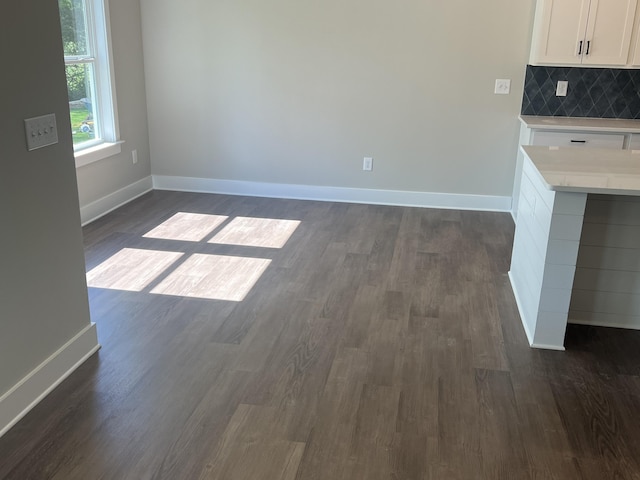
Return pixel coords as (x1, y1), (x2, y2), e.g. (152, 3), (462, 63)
(515, 187), (555, 267)
(580, 223), (640, 249)
(570, 289), (640, 316)
(584, 196), (640, 226)
(573, 267), (640, 293)
(531, 311), (570, 350)
(512, 158), (588, 349)
(569, 310), (640, 329)
(520, 172), (553, 235)
(576, 245), (640, 272)
(546, 239), (581, 266)
(542, 264), (577, 289)
(519, 204), (551, 265)
(512, 221), (544, 288)
(518, 167), (537, 209)
(540, 287), (573, 314)
(517, 184), (536, 229)
(512, 227), (545, 297)
(549, 214), (585, 241)
(523, 157), (556, 212)
(554, 192), (588, 215)
(509, 263), (540, 336)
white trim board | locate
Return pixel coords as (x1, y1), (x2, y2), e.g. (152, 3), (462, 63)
(152, 175), (512, 212)
(0, 323), (100, 438)
(80, 176), (153, 226)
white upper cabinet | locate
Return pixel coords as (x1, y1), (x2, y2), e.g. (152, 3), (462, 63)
(532, 0), (591, 64)
(631, 15), (640, 64)
(531, 0), (638, 66)
(584, 0), (638, 65)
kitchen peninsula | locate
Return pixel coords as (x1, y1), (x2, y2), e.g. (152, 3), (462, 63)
(510, 145), (640, 350)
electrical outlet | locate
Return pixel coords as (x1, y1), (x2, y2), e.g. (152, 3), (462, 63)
(363, 157), (373, 171)
(132, 149), (138, 164)
(494, 79), (511, 95)
(556, 81), (568, 97)
(24, 113), (58, 151)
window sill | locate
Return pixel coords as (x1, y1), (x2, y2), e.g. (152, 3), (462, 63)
(75, 141), (123, 168)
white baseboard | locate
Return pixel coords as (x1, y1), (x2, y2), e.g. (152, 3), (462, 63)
(529, 342), (566, 351)
(152, 175), (512, 212)
(80, 176), (153, 226)
(0, 323), (100, 438)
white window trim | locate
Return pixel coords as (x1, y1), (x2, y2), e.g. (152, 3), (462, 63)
(68, 0), (122, 168)
(75, 141), (123, 167)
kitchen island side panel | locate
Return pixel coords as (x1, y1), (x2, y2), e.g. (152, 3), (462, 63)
(570, 194), (640, 329)
(510, 156), (587, 349)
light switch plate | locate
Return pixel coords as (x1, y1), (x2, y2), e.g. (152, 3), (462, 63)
(25, 113), (58, 151)
(494, 79), (511, 95)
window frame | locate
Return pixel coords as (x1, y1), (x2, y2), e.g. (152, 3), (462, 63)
(61, 0), (122, 167)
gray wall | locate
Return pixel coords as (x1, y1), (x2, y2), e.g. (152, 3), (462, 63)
(0, 2), (92, 395)
(76, 0), (152, 209)
(141, 0), (536, 197)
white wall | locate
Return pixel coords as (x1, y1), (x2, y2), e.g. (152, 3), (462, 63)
(0, 1), (98, 433)
(76, 0), (152, 218)
(141, 0), (535, 198)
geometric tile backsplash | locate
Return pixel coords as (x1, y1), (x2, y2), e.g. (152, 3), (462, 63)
(521, 65), (640, 119)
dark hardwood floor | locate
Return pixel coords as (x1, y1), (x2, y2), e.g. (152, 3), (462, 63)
(2, 190), (640, 479)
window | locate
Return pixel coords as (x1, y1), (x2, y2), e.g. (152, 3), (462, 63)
(59, 0), (120, 166)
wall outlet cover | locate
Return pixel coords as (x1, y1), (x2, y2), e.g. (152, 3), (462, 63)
(556, 81), (569, 97)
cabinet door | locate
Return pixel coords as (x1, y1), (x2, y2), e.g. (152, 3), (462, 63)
(531, 0), (591, 65)
(582, 0), (637, 65)
(631, 25), (640, 65)
(628, 133), (640, 149)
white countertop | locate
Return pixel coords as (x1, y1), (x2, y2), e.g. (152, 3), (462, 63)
(521, 145), (640, 196)
(519, 115), (640, 133)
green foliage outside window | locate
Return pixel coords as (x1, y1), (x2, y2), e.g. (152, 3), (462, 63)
(59, 0), (96, 143)
(59, 0), (88, 101)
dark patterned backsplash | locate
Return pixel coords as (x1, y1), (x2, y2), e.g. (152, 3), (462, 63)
(521, 65), (640, 119)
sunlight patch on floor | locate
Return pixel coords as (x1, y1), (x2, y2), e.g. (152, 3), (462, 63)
(209, 217), (300, 248)
(150, 254), (272, 301)
(87, 214), (295, 300)
(86, 248), (184, 292)
(143, 212), (229, 242)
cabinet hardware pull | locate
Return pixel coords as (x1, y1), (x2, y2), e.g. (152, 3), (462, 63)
(570, 140), (587, 143)
(578, 40), (583, 55)
(586, 41), (591, 55)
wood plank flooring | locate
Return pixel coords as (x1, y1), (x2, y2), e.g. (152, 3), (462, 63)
(2, 191), (640, 479)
